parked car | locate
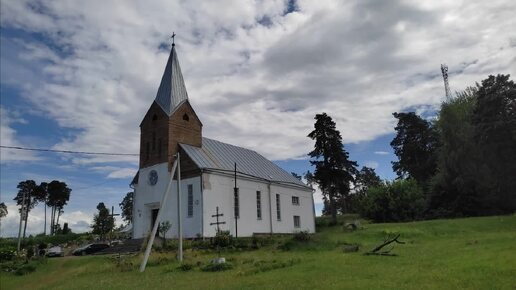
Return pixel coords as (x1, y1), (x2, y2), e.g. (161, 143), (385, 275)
(72, 243), (109, 256)
(46, 246), (64, 257)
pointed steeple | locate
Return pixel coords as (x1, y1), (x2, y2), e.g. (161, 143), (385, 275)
(154, 43), (189, 116)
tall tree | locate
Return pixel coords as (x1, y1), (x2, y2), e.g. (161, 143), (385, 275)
(354, 166), (382, 195)
(34, 182), (49, 235)
(92, 202), (114, 240)
(346, 166), (383, 213)
(119, 192), (134, 225)
(0, 202), (7, 218)
(308, 113), (358, 224)
(391, 112), (439, 186)
(13, 180), (43, 239)
(430, 88), (488, 215)
(47, 181), (71, 235)
(473, 74), (516, 213)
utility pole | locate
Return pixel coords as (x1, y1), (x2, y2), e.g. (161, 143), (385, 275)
(17, 191), (27, 253)
(177, 152), (183, 262)
(234, 162), (238, 238)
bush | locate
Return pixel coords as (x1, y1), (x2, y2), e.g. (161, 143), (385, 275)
(14, 263), (36, 276)
(213, 231), (233, 248)
(178, 263), (194, 271)
(201, 262), (233, 272)
(359, 179), (425, 222)
(293, 231), (311, 242)
(0, 247), (16, 262)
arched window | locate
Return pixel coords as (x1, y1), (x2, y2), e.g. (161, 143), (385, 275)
(182, 114), (189, 121)
(152, 114), (158, 121)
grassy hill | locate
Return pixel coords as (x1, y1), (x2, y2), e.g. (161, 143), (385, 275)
(2, 215), (515, 290)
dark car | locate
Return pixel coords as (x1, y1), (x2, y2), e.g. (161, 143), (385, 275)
(72, 243), (109, 256)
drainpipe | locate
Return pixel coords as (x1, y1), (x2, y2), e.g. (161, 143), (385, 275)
(200, 169), (204, 240)
(268, 181), (273, 236)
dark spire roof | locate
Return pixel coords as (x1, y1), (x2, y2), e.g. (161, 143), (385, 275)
(154, 44), (189, 115)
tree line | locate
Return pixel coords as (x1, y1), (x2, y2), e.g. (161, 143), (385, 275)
(307, 74), (515, 223)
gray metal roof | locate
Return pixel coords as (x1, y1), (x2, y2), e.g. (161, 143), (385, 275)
(180, 137), (309, 188)
(155, 45), (189, 116)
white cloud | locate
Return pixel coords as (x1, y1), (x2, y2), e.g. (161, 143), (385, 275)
(0, 107), (41, 163)
(374, 151), (390, 155)
(0, 0), (514, 164)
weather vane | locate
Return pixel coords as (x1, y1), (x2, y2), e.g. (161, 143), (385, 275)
(171, 32), (176, 46)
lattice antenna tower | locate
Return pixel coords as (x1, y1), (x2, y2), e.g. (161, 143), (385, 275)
(441, 64), (451, 99)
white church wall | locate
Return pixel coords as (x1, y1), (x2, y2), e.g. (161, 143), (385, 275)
(133, 162), (202, 239)
(202, 172), (315, 237)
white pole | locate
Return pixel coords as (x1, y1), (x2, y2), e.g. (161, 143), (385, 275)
(139, 158), (179, 272)
(177, 152), (183, 262)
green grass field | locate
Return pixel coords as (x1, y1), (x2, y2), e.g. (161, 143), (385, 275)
(2, 215), (515, 290)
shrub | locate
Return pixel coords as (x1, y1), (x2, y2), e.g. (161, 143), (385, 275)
(359, 179), (425, 222)
(0, 247), (16, 262)
(178, 263), (194, 271)
(14, 263), (36, 276)
(293, 231), (311, 242)
(213, 231), (232, 248)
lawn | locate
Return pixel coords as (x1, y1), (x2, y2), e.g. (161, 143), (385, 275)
(1, 215), (515, 290)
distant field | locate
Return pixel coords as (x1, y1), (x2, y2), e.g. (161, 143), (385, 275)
(2, 215), (515, 290)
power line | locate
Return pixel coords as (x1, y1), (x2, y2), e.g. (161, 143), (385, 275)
(0, 145), (138, 156)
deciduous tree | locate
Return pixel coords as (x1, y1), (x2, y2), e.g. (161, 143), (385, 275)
(92, 202), (114, 240)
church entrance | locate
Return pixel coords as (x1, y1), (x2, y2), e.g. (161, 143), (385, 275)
(151, 208), (159, 236)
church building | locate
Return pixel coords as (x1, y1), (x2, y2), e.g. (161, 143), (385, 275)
(131, 42), (315, 239)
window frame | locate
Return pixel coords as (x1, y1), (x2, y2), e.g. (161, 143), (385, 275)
(293, 215), (301, 228)
(276, 194), (281, 221)
(187, 184), (193, 217)
(234, 188), (240, 219)
(256, 191), (262, 220)
(292, 196), (300, 205)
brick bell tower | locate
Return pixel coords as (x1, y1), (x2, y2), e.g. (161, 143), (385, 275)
(139, 41), (202, 171)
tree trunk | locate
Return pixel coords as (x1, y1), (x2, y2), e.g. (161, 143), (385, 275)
(56, 209), (61, 232)
(330, 194), (337, 224)
(22, 210), (29, 239)
(50, 206), (55, 235)
(43, 203), (47, 235)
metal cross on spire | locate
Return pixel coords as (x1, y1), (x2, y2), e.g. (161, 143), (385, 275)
(171, 32), (176, 46)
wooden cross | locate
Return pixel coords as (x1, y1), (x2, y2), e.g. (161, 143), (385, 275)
(210, 206), (225, 234)
(109, 206), (120, 244)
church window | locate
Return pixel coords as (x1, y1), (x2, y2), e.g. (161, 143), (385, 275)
(292, 196), (299, 205)
(152, 132), (156, 151)
(146, 142), (150, 160)
(294, 216), (301, 228)
(182, 113), (189, 121)
(276, 194), (281, 221)
(152, 114), (158, 121)
(187, 184), (193, 217)
(234, 188), (239, 219)
(256, 191), (262, 220)
(158, 138), (162, 158)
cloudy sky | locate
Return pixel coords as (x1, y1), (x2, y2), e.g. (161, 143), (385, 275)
(1, 0), (515, 237)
